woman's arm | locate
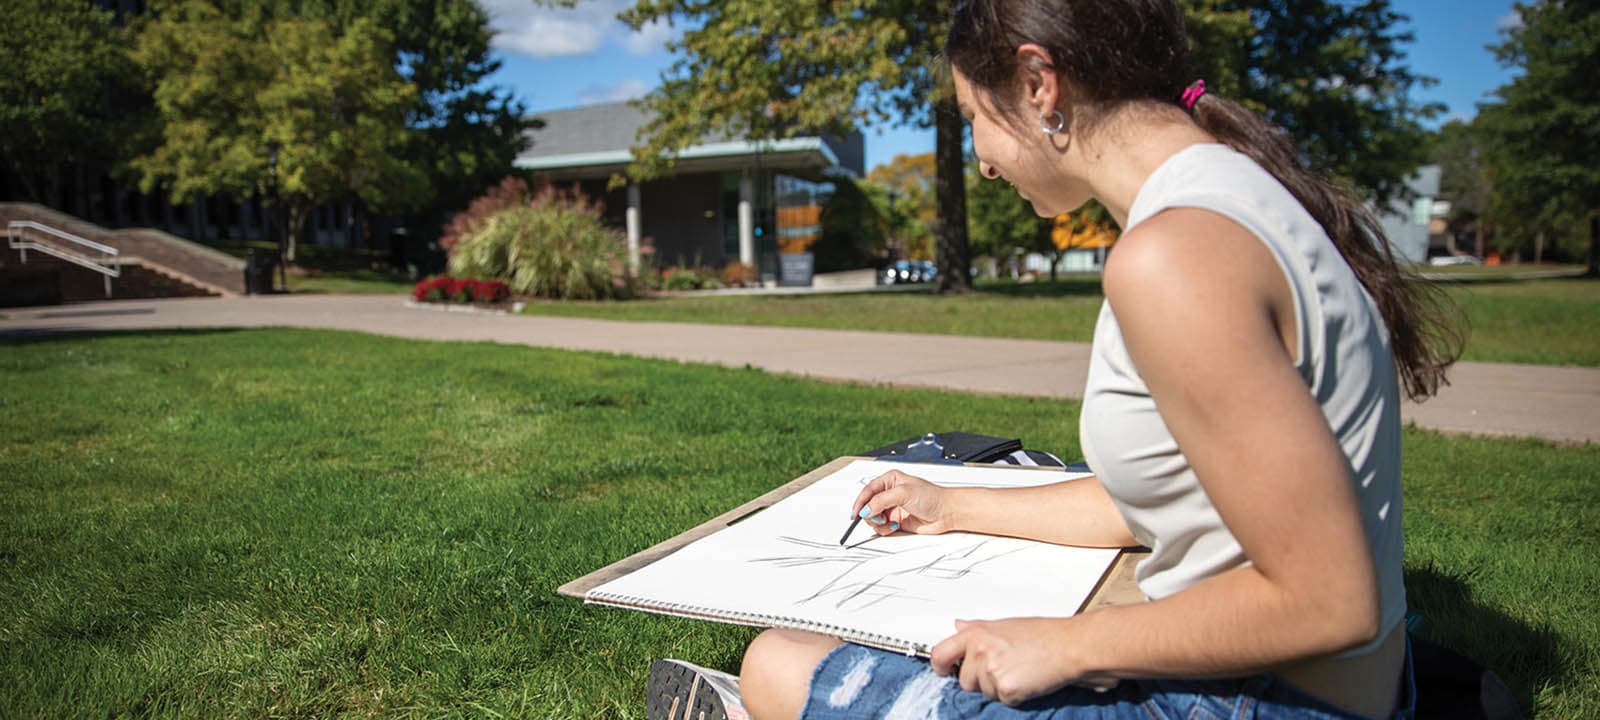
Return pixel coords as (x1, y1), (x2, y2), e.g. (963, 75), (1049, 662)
(852, 470), (1138, 548)
(931, 208), (1383, 702)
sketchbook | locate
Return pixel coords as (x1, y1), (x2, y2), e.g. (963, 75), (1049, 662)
(584, 460), (1121, 657)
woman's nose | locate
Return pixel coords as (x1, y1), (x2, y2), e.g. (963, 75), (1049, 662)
(979, 160), (999, 180)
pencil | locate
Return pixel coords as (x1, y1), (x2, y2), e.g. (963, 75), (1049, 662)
(839, 507), (870, 545)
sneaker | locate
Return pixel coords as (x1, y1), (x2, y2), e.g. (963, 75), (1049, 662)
(646, 658), (749, 720)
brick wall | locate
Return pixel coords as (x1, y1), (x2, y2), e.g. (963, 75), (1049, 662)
(1, 239), (220, 303)
(1, 202), (245, 296)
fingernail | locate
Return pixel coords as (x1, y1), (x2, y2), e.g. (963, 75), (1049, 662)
(890, 522), (901, 531)
(858, 506), (872, 519)
(869, 515), (885, 525)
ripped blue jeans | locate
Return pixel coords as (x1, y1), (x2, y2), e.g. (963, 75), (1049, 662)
(799, 643), (1416, 720)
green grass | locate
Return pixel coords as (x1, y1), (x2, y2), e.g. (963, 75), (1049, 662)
(2, 330), (1596, 717)
(1445, 277), (1600, 366)
(523, 277), (1110, 341)
(520, 275), (1600, 367)
(288, 268), (416, 295)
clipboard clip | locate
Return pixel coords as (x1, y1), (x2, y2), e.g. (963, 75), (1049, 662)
(875, 433), (963, 466)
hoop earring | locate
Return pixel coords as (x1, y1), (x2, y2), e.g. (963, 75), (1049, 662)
(1039, 110), (1066, 135)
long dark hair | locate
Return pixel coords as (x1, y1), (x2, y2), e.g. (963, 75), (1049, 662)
(946, 0), (1462, 400)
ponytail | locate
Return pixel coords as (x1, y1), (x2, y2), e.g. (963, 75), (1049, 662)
(1189, 93), (1464, 401)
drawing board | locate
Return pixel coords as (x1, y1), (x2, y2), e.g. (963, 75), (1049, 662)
(581, 459), (1123, 655)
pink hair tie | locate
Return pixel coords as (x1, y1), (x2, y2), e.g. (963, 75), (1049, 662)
(1181, 80), (1207, 110)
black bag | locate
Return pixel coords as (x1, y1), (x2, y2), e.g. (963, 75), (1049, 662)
(861, 432), (1023, 464)
(1410, 632), (1523, 720)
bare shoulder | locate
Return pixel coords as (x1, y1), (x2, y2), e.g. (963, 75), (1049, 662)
(1103, 207), (1287, 319)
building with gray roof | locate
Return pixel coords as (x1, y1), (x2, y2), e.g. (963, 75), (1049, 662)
(517, 102), (865, 283)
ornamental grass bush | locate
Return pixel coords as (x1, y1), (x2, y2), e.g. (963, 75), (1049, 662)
(447, 184), (637, 300)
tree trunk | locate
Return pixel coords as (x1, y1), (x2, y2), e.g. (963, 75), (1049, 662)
(1534, 230), (1544, 265)
(1474, 222), (1485, 259)
(1, 148), (43, 203)
(934, 97), (971, 293)
(1588, 213), (1599, 278)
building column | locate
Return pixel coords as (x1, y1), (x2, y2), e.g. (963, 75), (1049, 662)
(625, 182), (642, 273)
(737, 171), (755, 266)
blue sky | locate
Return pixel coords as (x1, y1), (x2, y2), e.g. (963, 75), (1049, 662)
(479, 0), (1523, 172)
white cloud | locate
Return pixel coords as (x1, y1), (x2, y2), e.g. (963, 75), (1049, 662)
(578, 78), (650, 104)
(480, 0), (678, 59)
(624, 17), (675, 55)
(1496, 11), (1524, 31)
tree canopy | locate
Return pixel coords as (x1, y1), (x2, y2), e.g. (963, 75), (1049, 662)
(368, 0), (535, 241)
(1199, 0), (1440, 205)
(1429, 119), (1493, 257)
(133, 1), (426, 262)
(617, 0), (1442, 291)
(619, 0), (974, 291)
(1475, 0), (1600, 274)
(0, 0), (131, 205)
(867, 153), (938, 260)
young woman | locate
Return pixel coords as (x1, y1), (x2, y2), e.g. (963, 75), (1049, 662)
(724, 1), (1461, 718)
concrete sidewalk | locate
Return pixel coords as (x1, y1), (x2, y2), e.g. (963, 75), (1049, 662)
(3, 294), (1596, 445)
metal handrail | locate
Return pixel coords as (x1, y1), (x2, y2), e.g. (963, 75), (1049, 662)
(7, 220), (120, 297)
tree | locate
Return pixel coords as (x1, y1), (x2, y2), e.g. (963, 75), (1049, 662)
(363, 0), (535, 244)
(1045, 202), (1118, 281)
(815, 176), (890, 273)
(618, 0), (975, 292)
(868, 153), (938, 260)
(132, 0), (425, 263)
(1476, 0), (1600, 275)
(1429, 119), (1493, 258)
(0, 0), (129, 207)
(1195, 0), (1442, 205)
(965, 160), (1048, 271)
(616, 0), (1437, 292)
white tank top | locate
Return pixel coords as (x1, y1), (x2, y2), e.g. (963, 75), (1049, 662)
(1080, 143), (1405, 655)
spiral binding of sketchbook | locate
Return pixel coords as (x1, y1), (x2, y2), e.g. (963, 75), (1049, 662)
(584, 591), (930, 655)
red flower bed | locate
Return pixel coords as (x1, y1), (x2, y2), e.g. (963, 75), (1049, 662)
(413, 276), (510, 305)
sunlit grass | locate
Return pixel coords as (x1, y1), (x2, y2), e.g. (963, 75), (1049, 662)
(518, 275), (1600, 367)
(2, 329), (1592, 717)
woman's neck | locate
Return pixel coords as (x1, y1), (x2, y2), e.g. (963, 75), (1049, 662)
(1074, 114), (1217, 228)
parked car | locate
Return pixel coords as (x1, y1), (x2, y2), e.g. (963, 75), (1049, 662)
(1428, 255), (1482, 267)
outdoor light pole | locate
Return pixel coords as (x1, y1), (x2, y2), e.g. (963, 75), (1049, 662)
(887, 189), (900, 261)
(267, 142), (285, 292)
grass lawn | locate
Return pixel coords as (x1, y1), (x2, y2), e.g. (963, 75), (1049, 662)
(521, 274), (1600, 367)
(287, 268), (416, 295)
(2, 329), (1596, 718)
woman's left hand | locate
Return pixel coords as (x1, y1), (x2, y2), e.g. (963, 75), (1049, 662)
(929, 617), (1102, 706)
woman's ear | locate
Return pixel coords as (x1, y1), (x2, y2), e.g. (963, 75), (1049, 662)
(1014, 43), (1061, 116)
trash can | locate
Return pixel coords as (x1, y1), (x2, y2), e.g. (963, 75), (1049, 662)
(244, 249), (278, 295)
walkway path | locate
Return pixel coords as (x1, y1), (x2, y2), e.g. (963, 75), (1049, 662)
(4, 294), (1596, 445)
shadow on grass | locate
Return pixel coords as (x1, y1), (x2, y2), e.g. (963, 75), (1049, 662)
(1406, 562), (1560, 715)
(0, 327), (251, 346)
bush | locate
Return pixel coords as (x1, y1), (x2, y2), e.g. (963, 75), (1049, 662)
(447, 185), (636, 300)
(720, 261), (758, 288)
(412, 276), (510, 305)
(661, 266), (722, 291)
(440, 177), (532, 253)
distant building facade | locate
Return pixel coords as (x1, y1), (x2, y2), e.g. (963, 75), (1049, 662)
(516, 102), (865, 281)
(1375, 164), (1440, 264)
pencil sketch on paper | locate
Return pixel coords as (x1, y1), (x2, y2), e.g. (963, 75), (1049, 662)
(750, 535), (1033, 612)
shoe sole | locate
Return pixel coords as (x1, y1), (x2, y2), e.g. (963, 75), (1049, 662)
(647, 659), (729, 720)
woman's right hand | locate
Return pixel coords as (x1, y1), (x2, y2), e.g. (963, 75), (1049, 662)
(852, 468), (959, 536)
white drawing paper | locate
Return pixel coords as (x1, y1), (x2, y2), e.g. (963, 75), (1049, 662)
(587, 460), (1123, 655)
